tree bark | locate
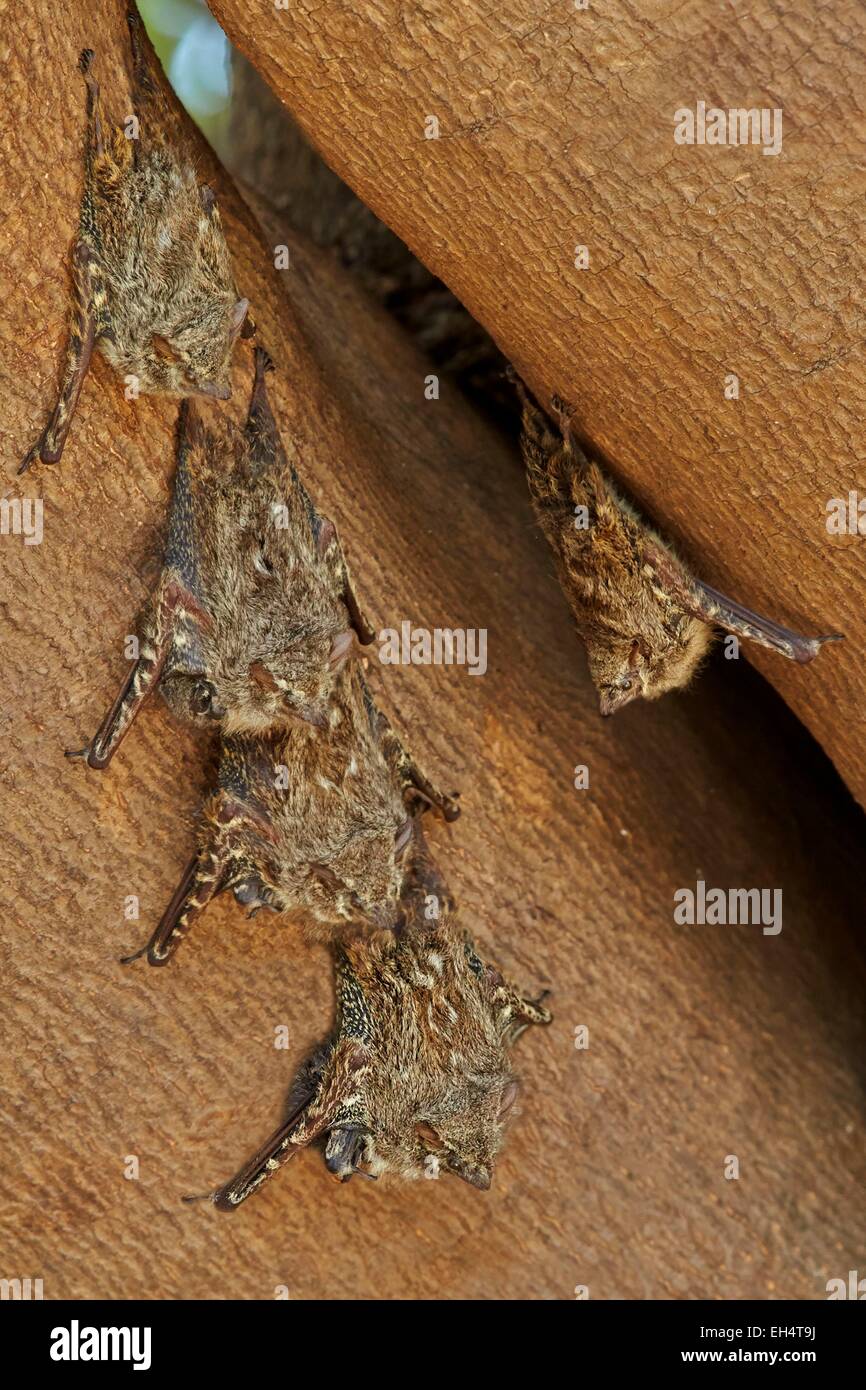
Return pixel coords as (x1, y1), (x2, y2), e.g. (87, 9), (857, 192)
(211, 0), (866, 809)
(1, 1), (865, 1300)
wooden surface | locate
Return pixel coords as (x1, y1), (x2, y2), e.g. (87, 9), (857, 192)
(1, 1), (865, 1300)
(211, 0), (866, 809)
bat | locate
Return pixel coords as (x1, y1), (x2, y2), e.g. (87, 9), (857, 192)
(67, 347), (373, 766)
(20, 8), (248, 473)
(121, 664), (460, 965)
(183, 838), (550, 1208)
(513, 374), (841, 715)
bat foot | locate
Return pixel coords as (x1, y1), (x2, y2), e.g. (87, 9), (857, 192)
(78, 48), (95, 76)
(795, 632), (844, 664)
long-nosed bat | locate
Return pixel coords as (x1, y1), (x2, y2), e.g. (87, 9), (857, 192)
(67, 348), (373, 765)
(513, 374), (841, 715)
(184, 841), (550, 1208)
(121, 662), (459, 965)
(20, 9), (248, 473)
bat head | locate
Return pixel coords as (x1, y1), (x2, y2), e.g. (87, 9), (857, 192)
(146, 291), (248, 400)
(303, 817), (415, 931)
(319, 881), (551, 1187)
(324, 1075), (514, 1190)
(161, 597), (353, 737)
(205, 606), (357, 737)
(588, 619), (714, 716)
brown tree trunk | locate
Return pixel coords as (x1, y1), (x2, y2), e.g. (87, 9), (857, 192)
(0, 1), (864, 1300)
(211, 0), (866, 809)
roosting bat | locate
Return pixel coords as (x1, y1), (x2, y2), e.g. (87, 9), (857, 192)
(67, 348), (373, 766)
(184, 842), (550, 1207)
(513, 374), (841, 715)
(121, 663), (459, 966)
(20, 8), (248, 473)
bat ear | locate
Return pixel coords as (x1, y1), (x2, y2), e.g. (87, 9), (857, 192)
(230, 297), (250, 341)
(498, 1081), (520, 1117)
(316, 516), (337, 557)
(328, 629), (356, 670)
(683, 578), (842, 664)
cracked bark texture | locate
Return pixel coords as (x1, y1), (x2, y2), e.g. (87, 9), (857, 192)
(1, 0), (866, 1301)
(224, 53), (512, 424)
(211, 0), (866, 808)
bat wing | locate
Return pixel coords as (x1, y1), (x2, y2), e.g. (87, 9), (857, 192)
(685, 578), (841, 663)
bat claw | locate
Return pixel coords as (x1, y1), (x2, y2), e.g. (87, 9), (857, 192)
(17, 444), (39, 475)
(64, 745), (90, 761)
(181, 1190), (217, 1205)
(119, 943), (149, 966)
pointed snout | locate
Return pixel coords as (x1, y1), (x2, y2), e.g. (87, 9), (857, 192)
(193, 379), (232, 401)
(247, 662), (327, 729)
(598, 684), (640, 717)
(367, 899), (401, 932)
(450, 1156), (492, 1191)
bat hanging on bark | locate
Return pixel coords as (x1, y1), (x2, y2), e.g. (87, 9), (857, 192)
(183, 838), (550, 1208)
(20, 7), (249, 473)
(120, 662), (459, 966)
(66, 347), (374, 766)
(512, 373), (842, 715)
